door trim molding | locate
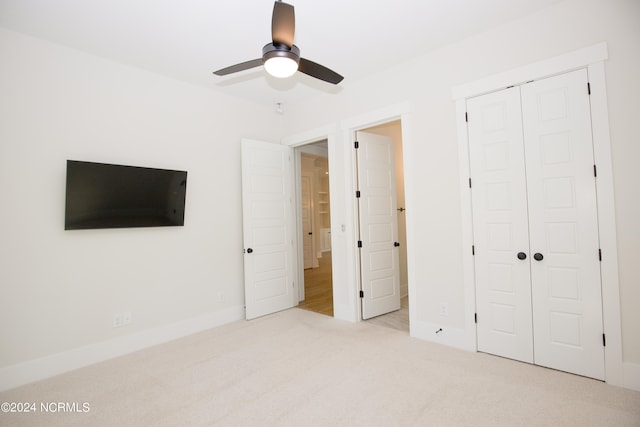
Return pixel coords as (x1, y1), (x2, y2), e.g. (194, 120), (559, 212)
(451, 42), (608, 100)
(282, 103), (413, 323)
(282, 125), (356, 320)
(340, 102), (414, 323)
(453, 43), (624, 386)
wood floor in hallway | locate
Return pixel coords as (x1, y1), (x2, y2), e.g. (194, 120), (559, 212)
(298, 252), (333, 316)
(298, 251), (409, 333)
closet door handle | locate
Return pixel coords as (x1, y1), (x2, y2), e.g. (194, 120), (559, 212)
(246, 248), (253, 254)
(517, 252), (527, 260)
(533, 253), (544, 261)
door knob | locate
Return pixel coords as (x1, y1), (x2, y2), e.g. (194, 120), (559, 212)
(394, 242), (400, 247)
(517, 252), (527, 260)
(533, 253), (544, 261)
(308, 232), (312, 235)
(246, 248), (253, 254)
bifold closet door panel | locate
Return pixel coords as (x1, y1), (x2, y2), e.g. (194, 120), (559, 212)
(521, 69), (605, 380)
(467, 86), (534, 363)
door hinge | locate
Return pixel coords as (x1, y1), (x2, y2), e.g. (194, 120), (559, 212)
(354, 140), (359, 149)
(599, 248), (602, 261)
(356, 190), (361, 198)
(593, 164), (597, 177)
(465, 112), (468, 122)
(357, 240), (363, 248)
(587, 82), (591, 95)
(472, 245), (475, 256)
(602, 333), (606, 347)
(359, 290), (364, 298)
(474, 313), (478, 324)
(468, 177), (472, 188)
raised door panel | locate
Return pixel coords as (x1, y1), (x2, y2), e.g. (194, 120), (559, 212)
(467, 87), (534, 363)
(521, 69), (604, 380)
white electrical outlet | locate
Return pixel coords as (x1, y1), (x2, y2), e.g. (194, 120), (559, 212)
(439, 303), (449, 317)
(113, 311), (132, 328)
(113, 313), (123, 328)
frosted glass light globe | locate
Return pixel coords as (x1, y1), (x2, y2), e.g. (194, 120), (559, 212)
(264, 56), (298, 78)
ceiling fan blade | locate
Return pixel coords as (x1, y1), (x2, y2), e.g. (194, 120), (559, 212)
(298, 58), (344, 84)
(272, 1), (295, 47)
(213, 58), (263, 76)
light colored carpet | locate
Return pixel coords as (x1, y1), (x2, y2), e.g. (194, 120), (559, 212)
(1, 308), (639, 426)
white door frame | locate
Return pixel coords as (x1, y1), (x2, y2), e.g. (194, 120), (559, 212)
(283, 125), (347, 317)
(342, 104), (413, 322)
(452, 42), (624, 386)
(282, 103), (414, 323)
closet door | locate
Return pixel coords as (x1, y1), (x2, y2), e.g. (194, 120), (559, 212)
(521, 69), (605, 380)
(467, 87), (534, 363)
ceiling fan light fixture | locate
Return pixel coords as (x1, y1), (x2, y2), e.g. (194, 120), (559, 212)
(264, 56), (298, 78)
(262, 43), (300, 78)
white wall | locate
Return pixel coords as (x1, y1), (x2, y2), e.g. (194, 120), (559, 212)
(2, 0), (639, 392)
(281, 0), (640, 368)
(0, 28), (281, 387)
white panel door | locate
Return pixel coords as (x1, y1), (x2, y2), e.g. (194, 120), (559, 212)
(301, 175), (314, 269)
(521, 69), (604, 380)
(356, 131), (401, 320)
(241, 139), (295, 320)
(467, 87), (534, 363)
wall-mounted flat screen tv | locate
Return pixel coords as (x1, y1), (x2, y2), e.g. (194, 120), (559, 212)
(65, 160), (187, 230)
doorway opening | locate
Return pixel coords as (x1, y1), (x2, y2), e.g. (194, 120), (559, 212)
(295, 140), (334, 317)
(357, 120), (409, 332)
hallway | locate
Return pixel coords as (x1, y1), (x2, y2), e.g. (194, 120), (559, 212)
(298, 252), (333, 317)
(297, 251), (409, 333)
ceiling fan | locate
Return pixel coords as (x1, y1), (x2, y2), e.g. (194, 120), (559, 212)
(213, 1), (344, 85)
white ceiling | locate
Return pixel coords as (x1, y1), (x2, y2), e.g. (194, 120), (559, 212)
(0, 0), (563, 107)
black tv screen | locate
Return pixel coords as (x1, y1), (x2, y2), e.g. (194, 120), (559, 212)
(65, 160), (187, 230)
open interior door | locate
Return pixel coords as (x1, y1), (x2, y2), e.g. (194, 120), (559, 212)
(241, 139), (296, 320)
(301, 175), (314, 269)
(356, 131), (401, 319)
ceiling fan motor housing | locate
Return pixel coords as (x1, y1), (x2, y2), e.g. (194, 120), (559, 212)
(262, 43), (300, 65)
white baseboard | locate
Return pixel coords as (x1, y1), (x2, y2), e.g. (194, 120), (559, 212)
(623, 361), (640, 391)
(410, 319), (475, 352)
(0, 305), (245, 392)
